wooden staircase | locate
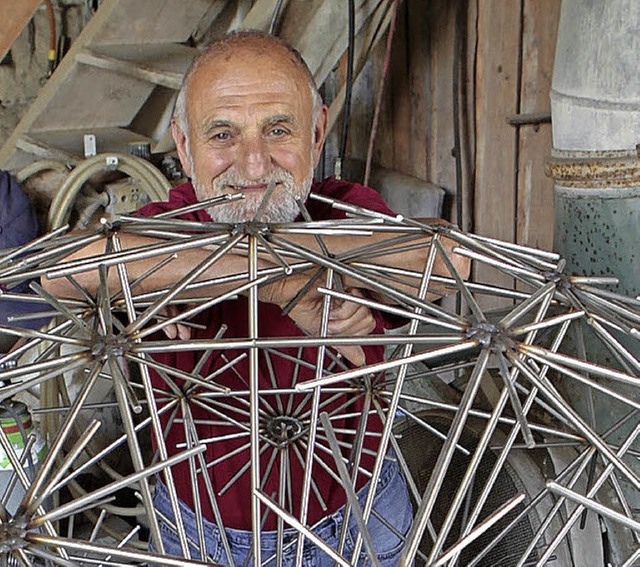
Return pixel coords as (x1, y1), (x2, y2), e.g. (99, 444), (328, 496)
(0, 0), (394, 173)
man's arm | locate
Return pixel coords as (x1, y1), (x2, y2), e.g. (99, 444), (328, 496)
(42, 223), (469, 366)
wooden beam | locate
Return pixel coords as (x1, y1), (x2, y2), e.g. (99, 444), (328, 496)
(0, 0), (43, 62)
(516, 0), (561, 251)
(473, 1), (522, 310)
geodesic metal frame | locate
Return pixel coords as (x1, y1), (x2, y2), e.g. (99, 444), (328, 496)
(0, 192), (638, 566)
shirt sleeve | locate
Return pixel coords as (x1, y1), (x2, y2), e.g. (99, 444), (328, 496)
(136, 182), (207, 221)
(308, 177), (397, 220)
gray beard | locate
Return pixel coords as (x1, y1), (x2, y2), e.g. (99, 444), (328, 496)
(192, 169), (312, 224)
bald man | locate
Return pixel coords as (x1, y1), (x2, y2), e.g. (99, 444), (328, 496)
(46, 31), (469, 565)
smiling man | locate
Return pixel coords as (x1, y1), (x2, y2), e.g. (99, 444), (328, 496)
(171, 32), (325, 226)
(140, 33), (415, 565)
(44, 30), (469, 566)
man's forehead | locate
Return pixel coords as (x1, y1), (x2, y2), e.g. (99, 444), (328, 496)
(186, 52), (313, 119)
(194, 43), (304, 84)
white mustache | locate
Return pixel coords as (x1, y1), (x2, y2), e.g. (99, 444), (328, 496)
(213, 170), (294, 192)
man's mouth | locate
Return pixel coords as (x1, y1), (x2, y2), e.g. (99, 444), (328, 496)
(226, 182), (280, 193)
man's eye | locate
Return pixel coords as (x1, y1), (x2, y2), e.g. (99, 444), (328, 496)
(211, 132), (231, 141)
(269, 128), (288, 137)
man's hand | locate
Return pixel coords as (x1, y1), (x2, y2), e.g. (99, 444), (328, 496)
(287, 287), (375, 367)
(158, 304), (192, 340)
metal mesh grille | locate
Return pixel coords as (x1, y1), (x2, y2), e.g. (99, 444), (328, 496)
(395, 412), (541, 566)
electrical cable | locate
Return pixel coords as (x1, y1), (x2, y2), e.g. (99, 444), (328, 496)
(44, 0), (57, 77)
(453, 0), (467, 231)
(47, 153), (171, 230)
(363, 0), (401, 188)
(16, 160), (68, 185)
(338, 0), (357, 178)
(269, 0), (287, 35)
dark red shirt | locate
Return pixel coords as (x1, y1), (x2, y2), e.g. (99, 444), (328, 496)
(138, 178), (397, 529)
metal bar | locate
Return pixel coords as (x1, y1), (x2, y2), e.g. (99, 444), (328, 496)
(535, 423), (640, 565)
(320, 412), (381, 566)
(26, 533), (217, 567)
(126, 232), (244, 335)
(431, 494), (526, 567)
(509, 354), (640, 490)
(246, 232), (261, 566)
(254, 490), (350, 567)
(295, 268), (334, 564)
(401, 348), (491, 564)
(519, 344), (640, 387)
(546, 482), (640, 533)
(135, 333), (467, 354)
(31, 445), (205, 527)
(109, 232), (170, 555)
(296, 340), (478, 390)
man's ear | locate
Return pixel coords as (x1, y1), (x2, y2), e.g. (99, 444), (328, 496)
(311, 105), (329, 168)
(172, 119), (193, 179)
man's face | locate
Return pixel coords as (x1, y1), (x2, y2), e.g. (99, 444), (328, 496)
(173, 45), (327, 223)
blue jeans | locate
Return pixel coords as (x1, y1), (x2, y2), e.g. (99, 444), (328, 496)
(151, 456), (413, 566)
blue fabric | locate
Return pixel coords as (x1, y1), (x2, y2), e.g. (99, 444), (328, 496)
(0, 170), (39, 250)
(152, 455), (413, 566)
(0, 171), (50, 333)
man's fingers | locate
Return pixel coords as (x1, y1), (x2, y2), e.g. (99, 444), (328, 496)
(159, 305), (192, 340)
(328, 304), (375, 335)
(336, 345), (366, 367)
(163, 323), (178, 339)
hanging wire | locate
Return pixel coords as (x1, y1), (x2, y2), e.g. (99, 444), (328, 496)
(453, 0), (468, 231)
(269, 0), (287, 35)
(337, 0), (357, 179)
(44, 0), (57, 78)
(363, 0), (402, 187)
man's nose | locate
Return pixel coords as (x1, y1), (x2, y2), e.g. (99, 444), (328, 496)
(238, 137), (271, 180)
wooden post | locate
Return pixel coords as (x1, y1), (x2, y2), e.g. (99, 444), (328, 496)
(473, 1), (522, 310)
(516, 0), (561, 251)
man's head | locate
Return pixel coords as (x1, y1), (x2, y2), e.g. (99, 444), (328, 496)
(171, 31), (328, 223)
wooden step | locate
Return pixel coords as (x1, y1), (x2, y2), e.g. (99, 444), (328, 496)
(18, 127), (152, 162)
(76, 44), (199, 90)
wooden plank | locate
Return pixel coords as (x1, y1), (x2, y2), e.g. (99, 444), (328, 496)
(0, 0), (42, 62)
(473, 1), (522, 309)
(371, 23), (396, 172)
(326, 1), (393, 134)
(516, 0), (561, 251)
(76, 44), (199, 90)
(90, 0), (214, 46)
(30, 65), (153, 131)
(406, 0), (431, 181)
(426, 0), (457, 211)
(387, 1), (412, 175)
(16, 135), (79, 163)
(24, 127), (151, 158)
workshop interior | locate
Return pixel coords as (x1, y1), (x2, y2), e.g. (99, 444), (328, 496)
(0, 1), (638, 565)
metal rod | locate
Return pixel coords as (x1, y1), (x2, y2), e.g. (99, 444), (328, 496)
(26, 533), (217, 567)
(295, 268), (334, 564)
(431, 494), (526, 567)
(401, 348), (491, 564)
(319, 412), (381, 566)
(547, 482), (640, 533)
(254, 490), (350, 567)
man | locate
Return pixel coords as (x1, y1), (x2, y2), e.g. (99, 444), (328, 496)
(46, 31), (467, 565)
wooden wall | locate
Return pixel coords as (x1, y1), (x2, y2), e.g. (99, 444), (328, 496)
(328, 0), (561, 307)
(340, 0), (561, 250)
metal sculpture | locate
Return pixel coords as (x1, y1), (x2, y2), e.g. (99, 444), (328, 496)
(0, 192), (637, 566)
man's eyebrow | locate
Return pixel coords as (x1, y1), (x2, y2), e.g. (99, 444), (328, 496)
(202, 119), (236, 134)
(263, 114), (297, 128)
